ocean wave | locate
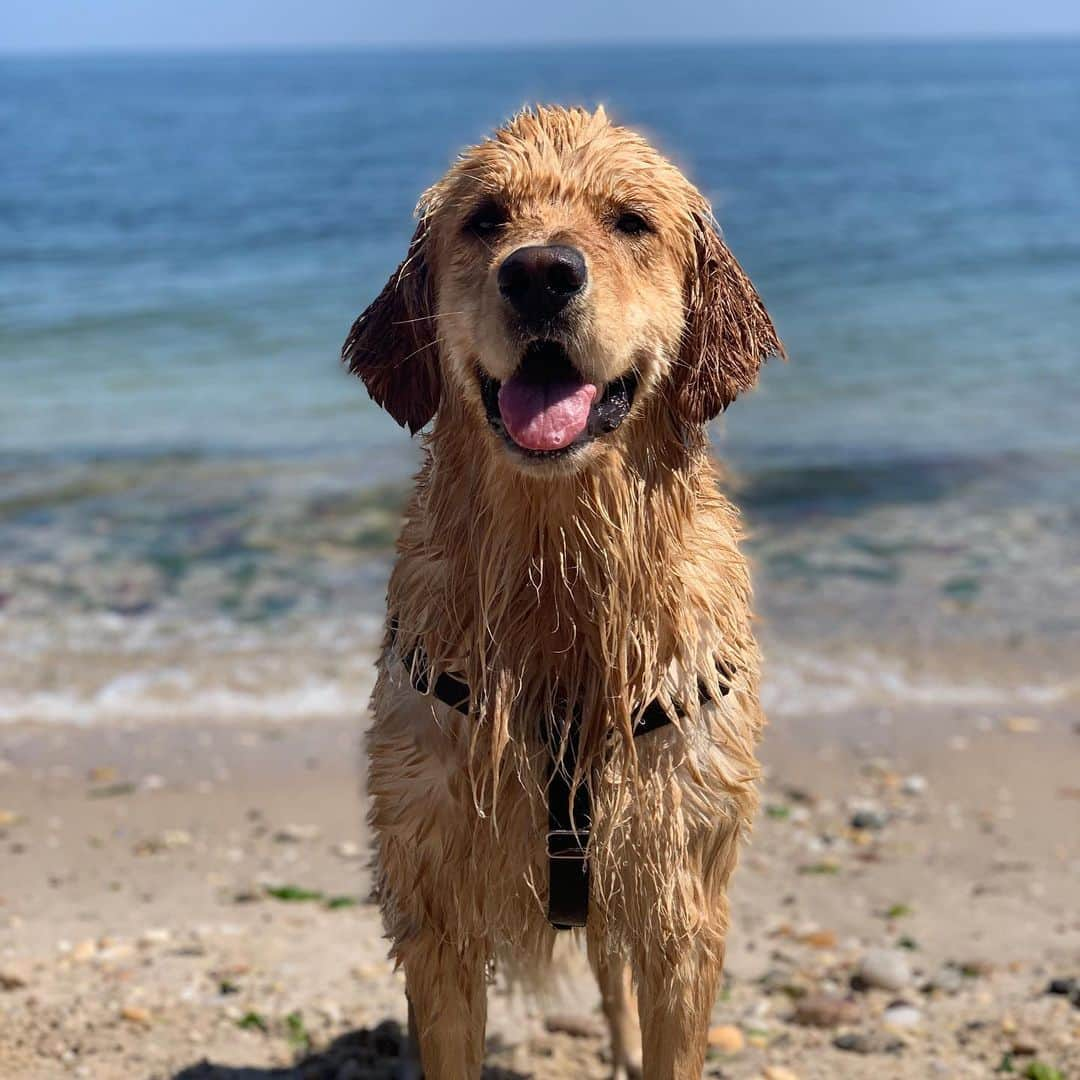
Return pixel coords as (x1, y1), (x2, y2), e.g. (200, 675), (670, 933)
(1, 643), (1073, 728)
(762, 646), (1076, 717)
(0, 670), (374, 726)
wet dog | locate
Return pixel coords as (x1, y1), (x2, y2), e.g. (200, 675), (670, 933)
(344, 105), (781, 1080)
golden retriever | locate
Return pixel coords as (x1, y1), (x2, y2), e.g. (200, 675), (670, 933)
(343, 105), (781, 1080)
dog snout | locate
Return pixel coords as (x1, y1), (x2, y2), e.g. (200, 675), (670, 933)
(497, 244), (587, 327)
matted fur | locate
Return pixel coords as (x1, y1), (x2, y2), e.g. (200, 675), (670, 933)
(346, 106), (781, 1080)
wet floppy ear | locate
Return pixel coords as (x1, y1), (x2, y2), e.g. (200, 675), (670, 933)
(341, 216), (440, 434)
(671, 208), (783, 425)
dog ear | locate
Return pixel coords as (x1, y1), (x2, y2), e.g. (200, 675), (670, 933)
(671, 209), (782, 425)
(342, 218), (441, 434)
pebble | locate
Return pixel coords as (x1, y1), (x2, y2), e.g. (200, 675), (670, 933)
(545, 1013), (603, 1038)
(793, 993), (861, 1028)
(925, 965), (965, 995)
(71, 938), (97, 963)
(1045, 976), (1080, 1008)
(274, 823), (322, 843)
(799, 929), (837, 949)
(882, 1002), (922, 1029)
(98, 941), (136, 962)
(0, 810), (20, 828)
(333, 841), (363, 860)
(834, 1031), (904, 1054)
(139, 928), (172, 948)
(763, 1068), (800, 1080)
(0, 962), (31, 990)
(137, 829), (193, 854)
(855, 948), (912, 992)
(1011, 1037), (1039, 1055)
(1004, 715), (1041, 734)
(120, 1004), (152, 1026)
(707, 1024), (745, 1053)
(902, 774), (927, 796)
(850, 807), (889, 831)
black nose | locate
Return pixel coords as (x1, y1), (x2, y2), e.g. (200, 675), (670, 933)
(497, 244), (587, 326)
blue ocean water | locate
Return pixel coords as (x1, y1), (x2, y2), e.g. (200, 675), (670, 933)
(1, 42), (1078, 723)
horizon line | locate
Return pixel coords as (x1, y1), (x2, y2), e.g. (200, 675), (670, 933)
(3, 30), (1079, 60)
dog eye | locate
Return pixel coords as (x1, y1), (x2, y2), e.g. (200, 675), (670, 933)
(614, 210), (652, 236)
(465, 201), (508, 237)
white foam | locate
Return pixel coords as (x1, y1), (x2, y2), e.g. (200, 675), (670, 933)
(0, 674), (373, 726)
(762, 646), (1075, 717)
(0, 640), (1072, 728)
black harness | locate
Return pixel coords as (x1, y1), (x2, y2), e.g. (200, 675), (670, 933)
(399, 645), (732, 930)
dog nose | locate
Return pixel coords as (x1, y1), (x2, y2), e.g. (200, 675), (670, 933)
(497, 245), (587, 325)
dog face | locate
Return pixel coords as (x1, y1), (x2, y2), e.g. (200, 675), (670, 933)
(344, 106), (780, 475)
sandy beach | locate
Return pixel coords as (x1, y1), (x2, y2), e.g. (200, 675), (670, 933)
(1, 699), (1077, 1080)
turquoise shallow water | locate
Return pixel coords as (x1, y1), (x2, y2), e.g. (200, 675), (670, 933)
(1, 42), (1078, 723)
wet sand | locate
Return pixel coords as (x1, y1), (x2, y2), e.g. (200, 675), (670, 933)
(1, 703), (1077, 1079)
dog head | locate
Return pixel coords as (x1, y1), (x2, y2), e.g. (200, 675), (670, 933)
(344, 106), (781, 474)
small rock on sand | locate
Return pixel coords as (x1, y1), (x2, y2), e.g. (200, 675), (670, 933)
(924, 965), (965, 995)
(274, 823), (322, 843)
(855, 948), (912, 992)
(834, 1031), (905, 1054)
(1004, 716), (1041, 734)
(850, 808), (889, 831)
(793, 993), (861, 1028)
(0, 962), (32, 990)
(707, 1024), (745, 1052)
(1010, 1037), (1040, 1056)
(120, 1004), (152, 1026)
(882, 1001), (922, 1029)
(137, 829), (193, 854)
(1045, 976), (1080, 1008)
(799, 929), (837, 949)
(902, 774), (928, 796)
(71, 938), (97, 963)
(763, 1068), (800, 1080)
(544, 1013), (603, 1038)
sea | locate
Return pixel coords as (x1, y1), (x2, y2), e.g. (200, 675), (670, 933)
(2, 41), (1078, 729)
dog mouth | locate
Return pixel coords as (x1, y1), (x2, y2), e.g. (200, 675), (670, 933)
(477, 341), (638, 459)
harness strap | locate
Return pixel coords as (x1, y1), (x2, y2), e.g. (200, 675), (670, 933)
(545, 711), (590, 930)
(395, 640), (733, 930)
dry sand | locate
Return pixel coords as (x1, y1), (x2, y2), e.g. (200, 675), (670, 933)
(1, 706), (1078, 1079)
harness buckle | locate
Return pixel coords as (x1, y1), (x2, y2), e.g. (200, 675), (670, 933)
(546, 829), (589, 858)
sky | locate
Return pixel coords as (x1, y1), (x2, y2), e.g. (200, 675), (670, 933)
(5, 0), (1080, 53)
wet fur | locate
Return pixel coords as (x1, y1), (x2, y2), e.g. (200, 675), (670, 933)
(345, 106), (781, 1079)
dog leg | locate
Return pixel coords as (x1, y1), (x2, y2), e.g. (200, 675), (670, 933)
(401, 936), (487, 1080)
(588, 942), (642, 1080)
(636, 941), (724, 1080)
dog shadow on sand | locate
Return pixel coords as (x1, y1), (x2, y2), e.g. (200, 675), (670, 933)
(173, 1019), (528, 1080)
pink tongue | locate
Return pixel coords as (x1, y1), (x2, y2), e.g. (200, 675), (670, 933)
(498, 377), (598, 452)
